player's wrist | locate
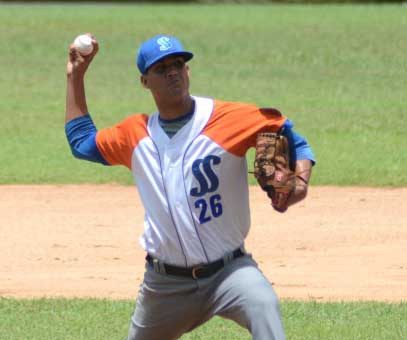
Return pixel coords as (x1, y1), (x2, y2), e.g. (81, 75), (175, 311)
(66, 71), (86, 85)
(286, 180), (308, 206)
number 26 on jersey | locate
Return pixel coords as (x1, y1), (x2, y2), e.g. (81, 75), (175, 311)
(190, 155), (223, 224)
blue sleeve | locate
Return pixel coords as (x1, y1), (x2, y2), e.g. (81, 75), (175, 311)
(65, 115), (109, 165)
(281, 120), (315, 169)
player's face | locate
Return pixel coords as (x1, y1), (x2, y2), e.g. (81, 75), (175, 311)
(141, 56), (190, 104)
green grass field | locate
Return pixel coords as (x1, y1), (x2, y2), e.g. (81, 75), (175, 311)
(1, 4), (406, 340)
(0, 4), (406, 185)
(1, 298), (406, 340)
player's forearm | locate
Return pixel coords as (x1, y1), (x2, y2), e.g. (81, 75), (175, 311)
(65, 74), (89, 123)
(287, 159), (312, 206)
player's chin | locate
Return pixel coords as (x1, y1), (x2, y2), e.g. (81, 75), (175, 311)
(167, 87), (188, 99)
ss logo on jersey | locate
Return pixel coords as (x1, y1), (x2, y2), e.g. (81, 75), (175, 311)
(190, 155), (223, 224)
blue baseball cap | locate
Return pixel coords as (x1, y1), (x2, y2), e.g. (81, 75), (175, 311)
(136, 35), (193, 74)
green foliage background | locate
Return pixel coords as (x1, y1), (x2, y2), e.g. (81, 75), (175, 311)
(1, 0), (406, 3)
(0, 4), (406, 186)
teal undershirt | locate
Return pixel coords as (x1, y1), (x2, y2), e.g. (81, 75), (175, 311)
(158, 103), (195, 138)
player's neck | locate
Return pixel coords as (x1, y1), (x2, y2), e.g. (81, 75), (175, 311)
(156, 95), (194, 120)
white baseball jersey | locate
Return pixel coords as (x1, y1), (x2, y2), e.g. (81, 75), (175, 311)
(96, 96), (286, 267)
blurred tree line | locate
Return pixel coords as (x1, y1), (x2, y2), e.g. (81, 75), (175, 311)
(1, 0), (405, 3)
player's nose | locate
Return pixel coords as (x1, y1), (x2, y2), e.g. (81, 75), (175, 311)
(166, 65), (179, 78)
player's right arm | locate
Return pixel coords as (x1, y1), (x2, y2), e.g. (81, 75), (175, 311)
(65, 34), (98, 123)
(64, 35), (148, 168)
(65, 34), (108, 164)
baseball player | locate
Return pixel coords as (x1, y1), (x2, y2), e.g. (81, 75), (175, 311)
(65, 34), (315, 340)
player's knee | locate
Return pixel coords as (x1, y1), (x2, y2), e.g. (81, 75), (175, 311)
(248, 287), (281, 316)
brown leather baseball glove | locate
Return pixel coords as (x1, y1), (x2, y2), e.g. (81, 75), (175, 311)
(253, 132), (296, 212)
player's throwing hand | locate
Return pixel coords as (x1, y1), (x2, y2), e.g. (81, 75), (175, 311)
(66, 33), (98, 77)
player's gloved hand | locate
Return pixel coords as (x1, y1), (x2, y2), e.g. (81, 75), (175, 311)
(253, 132), (296, 213)
(66, 33), (99, 77)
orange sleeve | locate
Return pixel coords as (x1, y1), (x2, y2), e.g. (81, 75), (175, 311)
(95, 114), (149, 169)
(202, 100), (287, 157)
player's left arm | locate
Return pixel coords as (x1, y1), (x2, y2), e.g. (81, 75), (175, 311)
(281, 121), (315, 207)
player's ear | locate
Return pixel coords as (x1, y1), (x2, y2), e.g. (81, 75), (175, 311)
(140, 75), (149, 89)
(185, 64), (190, 77)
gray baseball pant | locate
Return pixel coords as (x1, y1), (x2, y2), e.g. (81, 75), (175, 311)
(127, 255), (286, 340)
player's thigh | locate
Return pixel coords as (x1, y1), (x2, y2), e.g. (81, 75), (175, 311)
(127, 268), (201, 340)
(211, 256), (281, 324)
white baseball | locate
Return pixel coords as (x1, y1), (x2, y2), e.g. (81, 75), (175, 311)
(73, 34), (94, 56)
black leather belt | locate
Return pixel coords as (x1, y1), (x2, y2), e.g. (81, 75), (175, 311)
(146, 248), (245, 280)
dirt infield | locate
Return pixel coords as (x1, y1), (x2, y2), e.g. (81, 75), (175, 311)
(0, 185), (406, 302)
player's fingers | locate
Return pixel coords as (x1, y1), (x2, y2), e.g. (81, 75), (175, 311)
(92, 39), (99, 52)
(69, 45), (77, 62)
(69, 44), (81, 59)
(85, 32), (96, 41)
(70, 48), (85, 66)
(83, 32), (99, 52)
(87, 38), (99, 62)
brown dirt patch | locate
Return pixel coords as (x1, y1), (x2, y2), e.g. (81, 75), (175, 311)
(0, 185), (406, 301)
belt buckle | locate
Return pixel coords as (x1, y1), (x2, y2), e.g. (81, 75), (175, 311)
(191, 265), (204, 279)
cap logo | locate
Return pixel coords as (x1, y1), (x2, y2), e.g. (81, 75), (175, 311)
(157, 36), (172, 51)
